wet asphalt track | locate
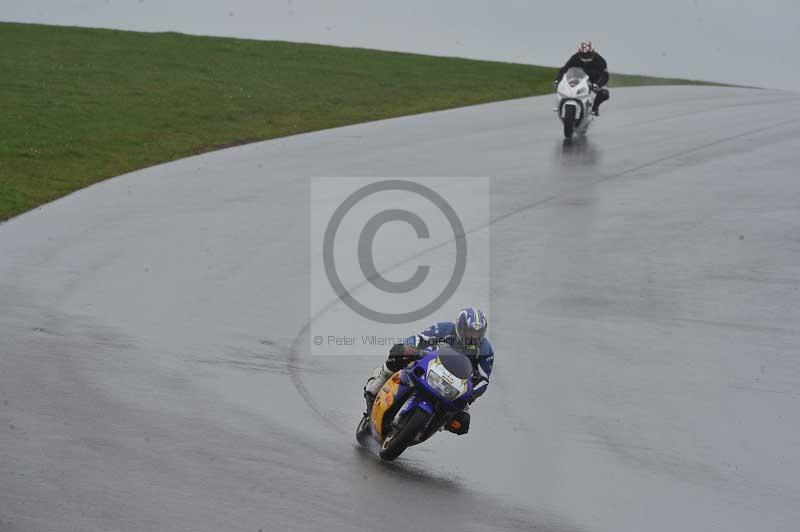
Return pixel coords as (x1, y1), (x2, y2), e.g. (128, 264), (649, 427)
(2, 86), (800, 532)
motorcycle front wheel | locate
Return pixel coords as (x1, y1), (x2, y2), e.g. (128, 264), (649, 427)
(379, 409), (430, 461)
(563, 105), (576, 139)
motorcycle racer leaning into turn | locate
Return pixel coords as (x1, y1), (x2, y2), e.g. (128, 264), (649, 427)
(555, 41), (610, 116)
(363, 307), (493, 435)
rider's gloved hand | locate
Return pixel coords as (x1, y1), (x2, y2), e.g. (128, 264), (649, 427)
(468, 373), (488, 404)
(471, 373), (487, 387)
(553, 79), (559, 88)
(589, 82), (600, 92)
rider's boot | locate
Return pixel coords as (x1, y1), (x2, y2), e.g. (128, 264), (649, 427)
(363, 363), (393, 413)
(445, 410), (471, 435)
(591, 102), (600, 116)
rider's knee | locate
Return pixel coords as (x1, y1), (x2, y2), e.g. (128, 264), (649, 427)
(385, 356), (407, 372)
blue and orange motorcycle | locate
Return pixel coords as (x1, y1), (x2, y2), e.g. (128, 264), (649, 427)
(356, 345), (474, 461)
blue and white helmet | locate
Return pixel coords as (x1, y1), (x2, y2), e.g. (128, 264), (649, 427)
(455, 307), (488, 353)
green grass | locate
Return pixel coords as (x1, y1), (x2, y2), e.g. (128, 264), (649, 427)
(0, 22), (715, 221)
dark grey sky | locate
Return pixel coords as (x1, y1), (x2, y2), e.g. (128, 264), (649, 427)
(2, 0), (798, 89)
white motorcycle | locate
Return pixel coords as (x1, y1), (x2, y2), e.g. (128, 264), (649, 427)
(554, 67), (597, 139)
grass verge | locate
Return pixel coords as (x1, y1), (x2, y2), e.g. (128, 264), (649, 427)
(0, 22), (716, 221)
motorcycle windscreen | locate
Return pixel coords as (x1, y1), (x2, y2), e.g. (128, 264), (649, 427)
(436, 346), (474, 380)
(565, 67), (587, 87)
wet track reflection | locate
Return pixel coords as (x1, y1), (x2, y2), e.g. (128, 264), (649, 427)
(559, 136), (602, 167)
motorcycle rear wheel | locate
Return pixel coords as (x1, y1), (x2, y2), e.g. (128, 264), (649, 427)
(355, 414), (371, 446)
(379, 409), (430, 461)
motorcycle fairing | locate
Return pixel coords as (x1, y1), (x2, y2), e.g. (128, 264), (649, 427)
(370, 372), (409, 438)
